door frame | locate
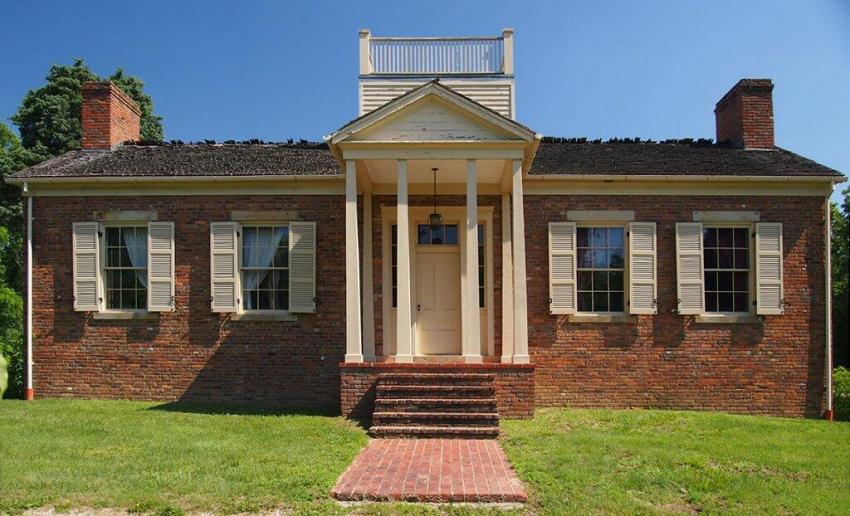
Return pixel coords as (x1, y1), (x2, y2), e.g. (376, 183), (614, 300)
(381, 205), (495, 358)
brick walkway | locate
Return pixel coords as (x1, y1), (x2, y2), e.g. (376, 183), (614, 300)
(331, 439), (528, 503)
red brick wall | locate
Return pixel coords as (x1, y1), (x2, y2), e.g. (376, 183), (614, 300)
(715, 79), (774, 149)
(340, 363), (535, 420)
(524, 195), (827, 417)
(82, 82), (141, 149)
(31, 195), (345, 410)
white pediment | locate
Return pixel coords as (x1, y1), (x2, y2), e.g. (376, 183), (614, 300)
(349, 98), (509, 142)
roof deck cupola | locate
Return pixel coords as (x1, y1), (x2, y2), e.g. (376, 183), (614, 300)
(358, 29), (516, 119)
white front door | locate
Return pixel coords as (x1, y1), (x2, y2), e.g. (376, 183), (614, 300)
(415, 249), (461, 354)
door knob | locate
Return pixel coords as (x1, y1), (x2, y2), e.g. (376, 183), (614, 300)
(417, 304), (421, 312)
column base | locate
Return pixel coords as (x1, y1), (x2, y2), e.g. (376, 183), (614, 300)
(464, 355), (483, 364)
(512, 355), (531, 364)
(344, 354), (364, 363)
(25, 388), (35, 401)
(501, 356), (514, 364)
(393, 354), (414, 363)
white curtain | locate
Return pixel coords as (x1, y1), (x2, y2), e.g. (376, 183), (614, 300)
(243, 227), (286, 309)
(123, 228), (148, 287)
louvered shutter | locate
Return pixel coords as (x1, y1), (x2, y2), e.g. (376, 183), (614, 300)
(288, 221), (316, 313)
(755, 223), (784, 315)
(147, 222), (175, 312)
(210, 222), (239, 312)
(676, 222), (704, 315)
(72, 222), (100, 311)
(629, 222), (657, 314)
(549, 222), (577, 314)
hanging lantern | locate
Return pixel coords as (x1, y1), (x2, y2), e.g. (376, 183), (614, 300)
(428, 167), (444, 231)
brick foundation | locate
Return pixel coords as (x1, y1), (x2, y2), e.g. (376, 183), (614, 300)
(340, 362), (535, 420)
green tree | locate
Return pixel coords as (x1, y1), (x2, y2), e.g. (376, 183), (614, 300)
(833, 187), (849, 367)
(11, 59), (163, 159)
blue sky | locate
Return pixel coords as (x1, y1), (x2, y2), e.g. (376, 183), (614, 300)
(2, 1), (847, 190)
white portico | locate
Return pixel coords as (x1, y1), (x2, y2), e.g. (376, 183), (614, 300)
(327, 76), (540, 364)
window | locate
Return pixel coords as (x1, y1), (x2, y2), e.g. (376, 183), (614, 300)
(478, 224), (485, 308)
(703, 226), (750, 313)
(391, 224), (397, 308)
(241, 226), (289, 311)
(418, 224), (459, 245)
(104, 226), (148, 310)
(576, 226), (625, 313)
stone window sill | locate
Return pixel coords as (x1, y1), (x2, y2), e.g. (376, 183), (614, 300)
(568, 313), (636, 324)
(93, 311), (160, 321)
(694, 314), (761, 324)
(231, 312), (298, 322)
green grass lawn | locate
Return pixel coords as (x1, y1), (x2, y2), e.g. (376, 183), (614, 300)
(1, 401), (848, 515)
(501, 408), (850, 515)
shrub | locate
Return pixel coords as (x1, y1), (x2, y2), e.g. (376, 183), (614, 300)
(835, 367), (850, 420)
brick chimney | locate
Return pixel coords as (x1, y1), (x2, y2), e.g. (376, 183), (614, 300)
(714, 79), (774, 150)
(82, 81), (142, 149)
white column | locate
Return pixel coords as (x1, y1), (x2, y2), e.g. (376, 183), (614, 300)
(362, 191), (375, 361)
(463, 160), (482, 363)
(501, 193), (515, 363)
(25, 191), (34, 400)
(344, 160), (363, 363)
(511, 159), (530, 363)
(395, 160), (414, 363)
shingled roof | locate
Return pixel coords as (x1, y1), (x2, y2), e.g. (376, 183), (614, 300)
(8, 139), (844, 181)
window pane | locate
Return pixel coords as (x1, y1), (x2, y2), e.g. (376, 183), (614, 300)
(734, 227), (749, 247)
(275, 289), (289, 311)
(593, 292), (608, 312)
(608, 250), (625, 268)
(120, 245), (133, 268)
(703, 227), (717, 248)
(705, 271), (718, 291)
(718, 248), (734, 269)
(703, 248), (717, 269)
(106, 227), (120, 246)
(718, 271), (733, 291)
(578, 271), (592, 290)
(718, 228), (734, 247)
(591, 228), (607, 247)
(257, 290), (272, 310)
(273, 246), (289, 268)
(418, 225), (430, 245)
(577, 249), (592, 268)
(734, 271), (748, 291)
(391, 225), (397, 245)
(479, 288), (484, 308)
(593, 271), (608, 291)
(705, 292), (718, 312)
(259, 271), (273, 290)
(478, 246), (484, 263)
(576, 227), (589, 247)
(136, 289), (147, 309)
(431, 225), (445, 244)
(578, 291), (592, 311)
(392, 287), (397, 307)
(734, 292), (749, 312)
(592, 249), (607, 268)
(108, 290), (120, 309)
(718, 292), (734, 312)
(121, 270), (136, 289)
(477, 225), (484, 241)
(609, 271), (624, 291)
(734, 249), (748, 269)
(444, 225), (457, 244)
(608, 228), (624, 248)
(609, 292), (624, 312)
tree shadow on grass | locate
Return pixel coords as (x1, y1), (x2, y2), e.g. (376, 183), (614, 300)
(148, 400), (338, 418)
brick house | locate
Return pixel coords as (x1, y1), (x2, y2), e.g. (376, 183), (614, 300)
(8, 30), (845, 436)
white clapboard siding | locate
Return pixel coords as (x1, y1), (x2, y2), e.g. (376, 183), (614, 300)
(210, 222), (240, 312)
(676, 222), (705, 315)
(289, 222), (317, 313)
(147, 222), (175, 312)
(629, 222), (657, 314)
(755, 223), (784, 315)
(353, 99), (506, 141)
(549, 222), (577, 314)
(72, 222), (100, 311)
(360, 80), (513, 118)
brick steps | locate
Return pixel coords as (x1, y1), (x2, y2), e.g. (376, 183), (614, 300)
(369, 372), (499, 439)
(369, 425), (500, 439)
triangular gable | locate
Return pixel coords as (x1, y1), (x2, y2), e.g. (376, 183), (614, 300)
(329, 81), (535, 144)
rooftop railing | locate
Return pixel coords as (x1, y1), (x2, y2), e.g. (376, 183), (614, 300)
(360, 29), (514, 76)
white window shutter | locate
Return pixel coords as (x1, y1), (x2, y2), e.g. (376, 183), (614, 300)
(289, 221), (316, 313)
(210, 222), (240, 312)
(72, 222), (100, 311)
(629, 222), (657, 314)
(147, 222), (175, 312)
(755, 223), (784, 315)
(675, 222), (704, 315)
(549, 222), (577, 314)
